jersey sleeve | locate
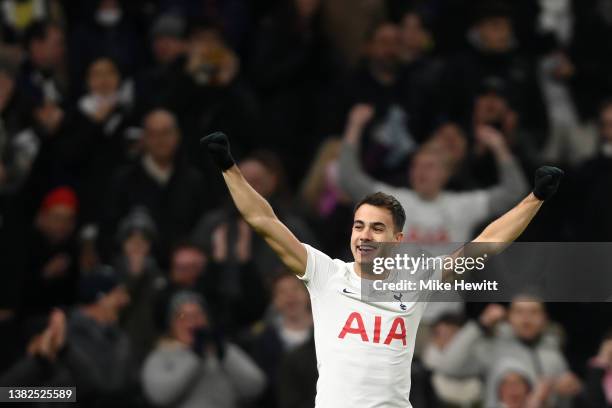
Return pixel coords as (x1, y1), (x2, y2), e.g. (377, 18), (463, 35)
(299, 243), (337, 297)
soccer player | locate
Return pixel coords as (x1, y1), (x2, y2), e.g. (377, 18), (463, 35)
(200, 132), (564, 408)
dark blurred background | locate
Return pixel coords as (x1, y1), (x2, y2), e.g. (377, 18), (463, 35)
(0, 0), (611, 407)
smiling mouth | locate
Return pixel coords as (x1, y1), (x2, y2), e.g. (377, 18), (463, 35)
(356, 243), (378, 254)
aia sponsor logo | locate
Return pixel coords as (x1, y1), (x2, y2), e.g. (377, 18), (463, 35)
(338, 312), (406, 346)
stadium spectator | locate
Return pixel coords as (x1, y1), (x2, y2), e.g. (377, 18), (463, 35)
(193, 150), (316, 287)
(338, 104), (528, 243)
(572, 99), (612, 241)
(20, 186), (79, 317)
(488, 358), (553, 408)
(2, 268), (136, 406)
(277, 335), (317, 408)
(243, 272), (313, 408)
(62, 56), (136, 224)
(68, 0), (146, 91)
(435, 298), (582, 407)
(579, 329), (612, 408)
(444, 1), (546, 133)
(164, 17), (259, 166)
(135, 13), (187, 111)
(299, 138), (353, 258)
(105, 109), (207, 264)
(142, 291), (266, 408)
(114, 207), (166, 365)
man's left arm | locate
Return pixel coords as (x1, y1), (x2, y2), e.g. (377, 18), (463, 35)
(442, 166), (564, 281)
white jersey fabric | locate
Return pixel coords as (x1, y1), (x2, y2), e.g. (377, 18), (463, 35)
(299, 243), (442, 408)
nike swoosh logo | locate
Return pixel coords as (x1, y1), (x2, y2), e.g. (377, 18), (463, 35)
(343, 288), (356, 294)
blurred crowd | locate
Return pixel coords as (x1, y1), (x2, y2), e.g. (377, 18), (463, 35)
(0, 0), (612, 407)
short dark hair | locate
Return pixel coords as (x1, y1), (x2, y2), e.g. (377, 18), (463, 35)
(354, 192), (406, 233)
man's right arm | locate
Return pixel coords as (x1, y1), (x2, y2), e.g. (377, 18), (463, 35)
(201, 133), (307, 276)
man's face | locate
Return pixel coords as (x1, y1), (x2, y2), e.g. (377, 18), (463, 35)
(273, 275), (310, 321)
(170, 248), (206, 287)
(37, 205), (76, 244)
(477, 17), (512, 52)
(367, 24), (400, 70)
(351, 204), (402, 264)
(508, 300), (547, 341)
(143, 110), (180, 163)
(474, 92), (509, 125)
(498, 372), (530, 408)
(171, 302), (208, 346)
(409, 151), (449, 199)
(153, 36), (185, 64)
(87, 58), (119, 96)
(240, 160), (277, 198)
(599, 106), (612, 143)
(31, 26), (65, 69)
(400, 13), (428, 54)
(431, 123), (467, 163)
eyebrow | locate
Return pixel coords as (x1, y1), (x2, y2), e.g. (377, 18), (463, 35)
(353, 220), (387, 229)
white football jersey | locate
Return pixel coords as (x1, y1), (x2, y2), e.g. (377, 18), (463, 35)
(299, 244), (442, 408)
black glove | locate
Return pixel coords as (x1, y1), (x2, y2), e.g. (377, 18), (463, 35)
(200, 131), (235, 171)
(533, 166), (564, 200)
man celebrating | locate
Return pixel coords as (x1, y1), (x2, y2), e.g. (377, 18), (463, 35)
(200, 132), (563, 408)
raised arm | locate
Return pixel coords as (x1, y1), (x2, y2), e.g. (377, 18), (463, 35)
(443, 166), (564, 280)
(201, 133), (307, 276)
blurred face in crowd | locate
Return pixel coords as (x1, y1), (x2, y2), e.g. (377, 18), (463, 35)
(431, 320), (461, 350)
(599, 104), (612, 143)
(409, 150), (449, 200)
(188, 27), (225, 61)
(171, 301), (208, 346)
(431, 123), (468, 165)
(153, 35), (185, 65)
(273, 274), (310, 321)
(87, 58), (120, 96)
(367, 23), (400, 72)
(476, 16), (513, 52)
(143, 110), (180, 164)
(351, 204), (403, 264)
(498, 372), (531, 408)
(0, 71), (15, 111)
(473, 92), (509, 126)
(170, 247), (207, 287)
(98, 285), (130, 323)
(295, 0), (321, 19)
(37, 205), (76, 244)
(30, 25), (65, 69)
(399, 13), (429, 56)
(96, 0), (122, 27)
(508, 299), (547, 341)
(240, 159), (278, 198)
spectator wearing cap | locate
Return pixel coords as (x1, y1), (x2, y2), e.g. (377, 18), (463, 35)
(105, 109), (208, 264)
(135, 13), (187, 111)
(443, 1), (547, 134)
(20, 186), (79, 318)
(114, 207), (166, 365)
(142, 290), (266, 408)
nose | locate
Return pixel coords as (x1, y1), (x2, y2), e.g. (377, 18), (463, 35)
(358, 227), (374, 241)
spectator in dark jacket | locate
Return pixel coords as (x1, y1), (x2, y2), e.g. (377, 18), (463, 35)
(580, 330), (612, 408)
(105, 109), (208, 264)
(277, 335), (317, 408)
(1, 267), (136, 407)
(20, 186), (79, 318)
(244, 272), (313, 408)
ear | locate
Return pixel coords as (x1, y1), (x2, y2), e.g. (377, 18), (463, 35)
(394, 232), (404, 242)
